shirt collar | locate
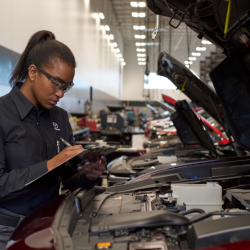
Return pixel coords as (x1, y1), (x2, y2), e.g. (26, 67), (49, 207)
(10, 82), (39, 120)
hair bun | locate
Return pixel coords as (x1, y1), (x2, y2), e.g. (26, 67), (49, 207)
(40, 30), (55, 41)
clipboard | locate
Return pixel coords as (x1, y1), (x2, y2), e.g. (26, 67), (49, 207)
(25, 146), (117, 187)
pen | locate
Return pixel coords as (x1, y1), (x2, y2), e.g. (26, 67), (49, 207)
(56, 140), (60, 153)
(60, 138), (72, 147)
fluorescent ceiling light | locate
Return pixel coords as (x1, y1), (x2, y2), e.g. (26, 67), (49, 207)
(138, 62), (146, 65)
(115, 48), (120, 53)
(105, 25), (110, 31)
(130, 2), (138, 7)
(109, 34), (114, 40)
(132, 12), (145, 18)
(132, 12), (139, 17)
(184, 61), (189, 64)
(192, 52), (201, 56)
(136, 48), (146, 52)
(137, 53), (146, 57)
(138, 2), (146, 7)
(131, 2), (146, 7)
(202, 40), (212, 45)
(120, 58), (124, 62)
(138, 58), (146, 61)
(122, 62), (126, 66)
(196, 47), (206, 51)
(133, 25), (146, 30)
(185, 64), (190, 68)
(134, 35), (146, 39)
(118, 53), (122, 58)
(99, 13), (105, 19)
(135, 42), (146, 46)
(112, 42), (118, 47)
(188, 57), (196, 61)
(139, 12), (146, 17)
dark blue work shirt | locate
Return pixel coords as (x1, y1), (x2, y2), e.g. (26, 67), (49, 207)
(0, 83), (94, 215)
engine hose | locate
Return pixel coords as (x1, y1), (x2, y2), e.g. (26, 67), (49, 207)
(165, 207), (181, 213)
(190, 211), (250, 224)
(180, 208), (205, 215)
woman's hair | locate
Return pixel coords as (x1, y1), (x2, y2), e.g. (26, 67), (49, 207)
(10, 30), (76, 86)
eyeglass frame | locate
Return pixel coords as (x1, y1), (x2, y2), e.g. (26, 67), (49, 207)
(34, 65), (74, 93)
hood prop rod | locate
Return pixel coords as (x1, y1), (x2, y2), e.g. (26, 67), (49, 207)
(152, 15), (159, 40)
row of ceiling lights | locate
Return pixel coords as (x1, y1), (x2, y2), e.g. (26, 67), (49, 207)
(184, 40), (212, 68)
(130, 1), (147, 66)
(97, 12), (126, 66)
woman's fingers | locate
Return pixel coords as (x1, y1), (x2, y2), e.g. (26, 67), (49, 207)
(77, 156), (107, 181)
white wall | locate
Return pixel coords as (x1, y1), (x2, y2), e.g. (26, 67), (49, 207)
(0, 0), (123, 103)
(122, 41), (189, 102)
(122, 41), (145, 100)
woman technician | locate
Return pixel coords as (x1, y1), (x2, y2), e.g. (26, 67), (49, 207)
(0, 30), (106, 249)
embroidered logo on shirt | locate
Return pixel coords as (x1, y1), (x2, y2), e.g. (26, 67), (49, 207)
(53, 122), (60, 131)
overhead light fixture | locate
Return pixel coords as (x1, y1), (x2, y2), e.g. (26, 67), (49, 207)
(130, 2), (138, 7)
(115, 48), (120, 53)
(138, 62), (146, 65)
(138, 58), (146, 61)
(192, 52), (201, 56)
(99, 13), (105, 19)
(137, 53), (146, 57)
(186, 65), (190, 68)
(132, 12), (139, 17)
(134, 35), (146, 39)
(188, 57), (196, 61)
(122, 62), (126, 66)
(118, 53), (122, 58)
(202, 40), (212, 45)
(133, 25), (146, 30)
(196, 47), (206, 51)
(139, 12), (146, 17)
(135, 42), (146, 46)
(136, 48), (146, 52)
(109, 34), (114, 40)
(132, 12), (146, 18)
(120, 58), (124, 62)
(184, 61), (189, 64)
(188, 61), (193, 64)
(112, 42), (118, 47)
(138, 2), (146, 7)
(105, 25), (110, 31)
(131, 2), (146, 7)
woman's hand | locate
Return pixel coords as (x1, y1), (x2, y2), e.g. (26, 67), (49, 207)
(77, 156), (107, 181)
(47, 145), (84, 171)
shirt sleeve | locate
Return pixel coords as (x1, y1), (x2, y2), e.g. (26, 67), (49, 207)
(0, 127), (48, 203)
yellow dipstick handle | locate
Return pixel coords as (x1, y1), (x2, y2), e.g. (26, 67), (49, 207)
(224, 0), (232, 34)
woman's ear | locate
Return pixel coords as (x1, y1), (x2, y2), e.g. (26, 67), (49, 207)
(28, 64), (37, 82)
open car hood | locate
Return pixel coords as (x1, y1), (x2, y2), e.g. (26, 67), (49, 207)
(157, 51), (223, 123)
(146, 0), (250, 49)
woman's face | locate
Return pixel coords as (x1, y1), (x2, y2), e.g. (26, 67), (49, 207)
(29, 61), (75, 109)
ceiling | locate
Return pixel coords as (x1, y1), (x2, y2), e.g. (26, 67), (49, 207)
(110, 0), (216, 75)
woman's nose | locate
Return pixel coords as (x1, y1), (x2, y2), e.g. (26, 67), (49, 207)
(55, 89), (64, 98)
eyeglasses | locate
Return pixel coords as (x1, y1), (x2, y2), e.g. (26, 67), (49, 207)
(35, 65), (74, 93)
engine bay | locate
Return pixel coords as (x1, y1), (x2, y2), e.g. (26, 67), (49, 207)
(52, 172), (250, 250)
